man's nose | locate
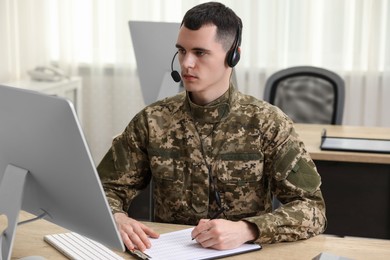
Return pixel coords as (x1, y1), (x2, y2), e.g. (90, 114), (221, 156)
(181, 53), (196, 69)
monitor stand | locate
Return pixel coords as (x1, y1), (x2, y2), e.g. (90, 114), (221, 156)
(0, 164), (28, 260)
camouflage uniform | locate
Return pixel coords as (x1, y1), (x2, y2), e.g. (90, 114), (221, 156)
(98, 85), (326, 244)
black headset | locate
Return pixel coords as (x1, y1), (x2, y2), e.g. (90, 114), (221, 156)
(171, 25), (242, 82)
(226, 26), (241, 68)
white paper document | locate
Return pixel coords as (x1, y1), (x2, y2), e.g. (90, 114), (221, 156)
(144, 228), (261, 260)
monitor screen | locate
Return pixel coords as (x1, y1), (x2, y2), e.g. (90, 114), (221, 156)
(129, 21), (183, 105)
(0, 85), (124, 259)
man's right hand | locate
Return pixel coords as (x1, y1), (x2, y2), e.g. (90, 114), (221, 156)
(114, 212), (160, 252)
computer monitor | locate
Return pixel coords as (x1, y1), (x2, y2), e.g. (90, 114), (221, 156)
(129, 21), (183, 105)
(0, 85), (125, 260)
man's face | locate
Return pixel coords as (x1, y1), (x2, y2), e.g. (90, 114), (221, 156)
(175, 25), (231, 101)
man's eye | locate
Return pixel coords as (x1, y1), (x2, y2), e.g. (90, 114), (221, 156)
(195, 51), (206, 56)
(178, 49), (186, 55)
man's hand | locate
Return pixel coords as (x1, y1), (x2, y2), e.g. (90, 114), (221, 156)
(114, 212), (160, 252)
(191, 219), (258, 250)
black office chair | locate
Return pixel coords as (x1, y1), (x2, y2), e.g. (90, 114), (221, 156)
(264, 66), (345, 210)
(263, 66), (345, 125)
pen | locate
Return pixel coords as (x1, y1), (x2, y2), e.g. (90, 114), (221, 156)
(192, 205), (229, 240)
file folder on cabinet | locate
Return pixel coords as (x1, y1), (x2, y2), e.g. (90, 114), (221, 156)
(320, 129), (390, 154)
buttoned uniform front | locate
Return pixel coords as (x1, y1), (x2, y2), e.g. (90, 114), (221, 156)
(98, 85), (327, 244)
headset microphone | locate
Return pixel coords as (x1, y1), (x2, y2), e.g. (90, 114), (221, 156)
(171, 51), (181, 82)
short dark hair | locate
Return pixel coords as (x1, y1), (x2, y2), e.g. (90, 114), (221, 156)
(181, 2), (242, 51)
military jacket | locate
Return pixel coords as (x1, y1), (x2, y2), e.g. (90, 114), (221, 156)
(98, 86), (326, 244)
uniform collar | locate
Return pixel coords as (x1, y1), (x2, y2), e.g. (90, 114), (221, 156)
(186, 84), (234, 124)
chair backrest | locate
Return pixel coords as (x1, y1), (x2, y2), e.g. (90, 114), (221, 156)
(264, 66), (345, 125)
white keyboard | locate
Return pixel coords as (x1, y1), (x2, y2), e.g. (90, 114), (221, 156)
(44, 232), (124, 260)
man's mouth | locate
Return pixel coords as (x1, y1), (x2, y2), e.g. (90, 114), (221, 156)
(183, 74), (197, 80)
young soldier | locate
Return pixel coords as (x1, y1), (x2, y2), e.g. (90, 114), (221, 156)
(98, 1), (326, 252)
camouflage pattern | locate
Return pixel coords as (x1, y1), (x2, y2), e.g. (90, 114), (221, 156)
(98, 85), (327, 244)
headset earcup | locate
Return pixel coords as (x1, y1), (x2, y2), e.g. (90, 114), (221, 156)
(227, 48), (240, 68)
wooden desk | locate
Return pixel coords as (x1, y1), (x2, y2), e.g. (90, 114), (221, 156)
(295, 123), (390, 239)
(295, 123), (390, 164)
(12, 212), (390, 260)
